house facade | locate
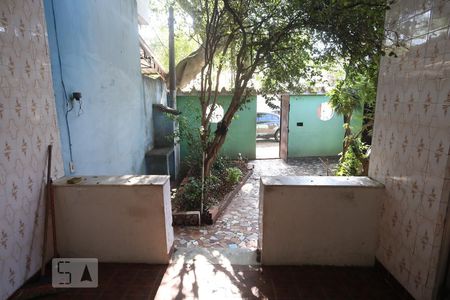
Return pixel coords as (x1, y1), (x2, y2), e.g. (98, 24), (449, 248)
(0, 0), (168, 298)
(0, 0), (450, 299)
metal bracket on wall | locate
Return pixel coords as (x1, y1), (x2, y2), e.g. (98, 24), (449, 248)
(153, 104), (181, 115)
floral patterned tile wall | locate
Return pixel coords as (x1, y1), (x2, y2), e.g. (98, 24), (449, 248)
(0, 0), (63, 299)
(369, 0), (450, 299)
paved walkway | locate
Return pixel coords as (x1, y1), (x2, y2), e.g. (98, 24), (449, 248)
(174, 157), (339, 250)
(255, 139), (279, 159)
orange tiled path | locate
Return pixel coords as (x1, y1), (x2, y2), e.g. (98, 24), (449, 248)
(174, 158), (339, 250)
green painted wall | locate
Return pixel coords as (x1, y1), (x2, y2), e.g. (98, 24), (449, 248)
(288, 95), (362, 157)
(177, 96), (257, 163)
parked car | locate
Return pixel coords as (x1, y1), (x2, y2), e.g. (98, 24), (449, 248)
(256, 112), (280, 141)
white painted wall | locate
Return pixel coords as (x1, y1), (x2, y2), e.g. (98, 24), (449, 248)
(0, 1), (65, 298)
(259, 176), (384, 266)
(53, 175), (173, 263)
(369, 0), (450, 298)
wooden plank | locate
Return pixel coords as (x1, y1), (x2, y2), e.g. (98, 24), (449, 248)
(279, 94), (290, 161)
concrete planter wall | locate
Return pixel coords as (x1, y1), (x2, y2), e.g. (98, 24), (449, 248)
(53, 175), (174, 264)
(259, 176), (384, 266)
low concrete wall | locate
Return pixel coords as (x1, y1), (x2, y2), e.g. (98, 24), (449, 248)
(53, 175), (174, 264)
(259, 176), (384, 266)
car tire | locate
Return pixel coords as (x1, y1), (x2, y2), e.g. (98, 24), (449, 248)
(274, 129), (280, 142)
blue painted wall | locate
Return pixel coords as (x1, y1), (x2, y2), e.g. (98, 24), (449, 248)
(44, 0), (164, 175)
(142, 76), (167, 153)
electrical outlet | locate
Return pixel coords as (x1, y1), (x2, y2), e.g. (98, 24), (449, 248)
(69, 161), (75, 173)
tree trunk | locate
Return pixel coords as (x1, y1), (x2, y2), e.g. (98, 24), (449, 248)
(204, 130), (227, 176)
(203, 89), (244, 175)
(342, 114), (352, 157)
(361, 103), (373, 145)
